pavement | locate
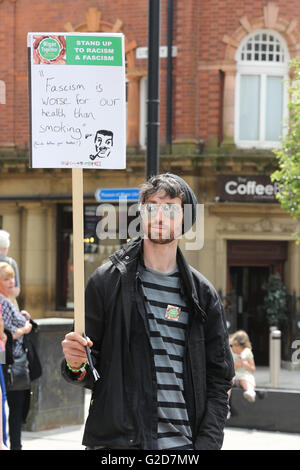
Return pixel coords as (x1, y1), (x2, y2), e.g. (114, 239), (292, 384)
(253, 366), (300, 390)
(19, 420), (300, 451)
(4, 366), (300, 451)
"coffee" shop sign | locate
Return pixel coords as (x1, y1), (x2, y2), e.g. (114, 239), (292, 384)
(218, 175), (281, 202)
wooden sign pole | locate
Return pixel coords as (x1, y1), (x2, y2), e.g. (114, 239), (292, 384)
(72, 169), (100, 381)
(72, 168), (85, 335)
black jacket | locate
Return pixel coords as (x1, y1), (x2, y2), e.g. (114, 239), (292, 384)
(62, 238), (234, 450)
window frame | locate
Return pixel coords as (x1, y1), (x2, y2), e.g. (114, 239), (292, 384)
(139, 75), (147, 150)
(234, 29), (289, 149)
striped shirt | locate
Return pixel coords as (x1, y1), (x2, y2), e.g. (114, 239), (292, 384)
(140, 264), (193, 450)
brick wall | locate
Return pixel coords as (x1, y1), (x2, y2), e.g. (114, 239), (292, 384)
(196, 0), (300, 145)
(1, 0), (300, 151)
(0, 1), (16, 146)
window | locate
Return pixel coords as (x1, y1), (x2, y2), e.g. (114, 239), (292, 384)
(235, 30), (289, 149)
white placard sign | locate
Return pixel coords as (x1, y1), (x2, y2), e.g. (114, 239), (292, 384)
(28, 32), (126, 169)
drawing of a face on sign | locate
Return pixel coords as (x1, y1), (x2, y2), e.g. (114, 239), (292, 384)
(90, 130), (114, 160)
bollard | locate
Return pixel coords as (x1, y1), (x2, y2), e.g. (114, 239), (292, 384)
(269, 326), (277, 369)
(270, 329), (281, 387)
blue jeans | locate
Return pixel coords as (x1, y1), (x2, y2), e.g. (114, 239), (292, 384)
(0, 364), (7, 446)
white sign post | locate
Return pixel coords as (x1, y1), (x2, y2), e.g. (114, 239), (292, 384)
(28, 32), (126, 336)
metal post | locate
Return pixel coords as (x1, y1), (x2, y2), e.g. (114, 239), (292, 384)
(166, 0), (173, 153)
(270, 329), (281, 387)
(146, 0), (161, 179)
(269, 326), (277, 367)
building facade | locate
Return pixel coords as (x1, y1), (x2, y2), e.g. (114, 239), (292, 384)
(0, 0), (299, 365)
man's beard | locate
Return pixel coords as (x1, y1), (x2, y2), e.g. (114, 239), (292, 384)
(145, 223), (181, 245)
(148, 234), (174, 245)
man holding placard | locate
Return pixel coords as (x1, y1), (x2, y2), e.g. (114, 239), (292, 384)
(61, 173), (234, 450)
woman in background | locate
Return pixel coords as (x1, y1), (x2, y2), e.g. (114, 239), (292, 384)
(0, 304), (8, 449)
(0, 262), (32, 450)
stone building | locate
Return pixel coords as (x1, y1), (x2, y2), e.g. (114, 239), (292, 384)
(0, 0), (299, 365)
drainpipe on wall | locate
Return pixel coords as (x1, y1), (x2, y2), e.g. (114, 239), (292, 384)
(166, 0), (174, 154)
(146, 0), (161, 179)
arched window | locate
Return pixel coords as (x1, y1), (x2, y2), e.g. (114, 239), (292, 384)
(235, 30), (289, 148)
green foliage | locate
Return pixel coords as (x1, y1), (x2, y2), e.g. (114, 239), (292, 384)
(271, 59), (300, 242)
(262, 273), (288, 327)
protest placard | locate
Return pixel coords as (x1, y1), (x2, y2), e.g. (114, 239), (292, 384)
(28, 32), (126, 169)
(28, 33), (126, 337)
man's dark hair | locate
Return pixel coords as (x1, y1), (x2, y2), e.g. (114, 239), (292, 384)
(139, 174), (185, 204)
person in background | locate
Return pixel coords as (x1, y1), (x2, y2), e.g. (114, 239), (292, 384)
(0, 305), (8, 450)
(0, 262), (32, 450)
(230, 330), (256, 403)
(0, 230), (21, 305)
(0, 386), (8, 450)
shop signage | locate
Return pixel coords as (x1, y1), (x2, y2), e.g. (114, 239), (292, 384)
(95, 188), (140, 202)
(218, 175), (281, 202)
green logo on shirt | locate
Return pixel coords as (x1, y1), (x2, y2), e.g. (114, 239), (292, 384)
(165, 305), (181, 321)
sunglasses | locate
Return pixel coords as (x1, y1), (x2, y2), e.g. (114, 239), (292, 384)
(140, 203), (182, 219)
